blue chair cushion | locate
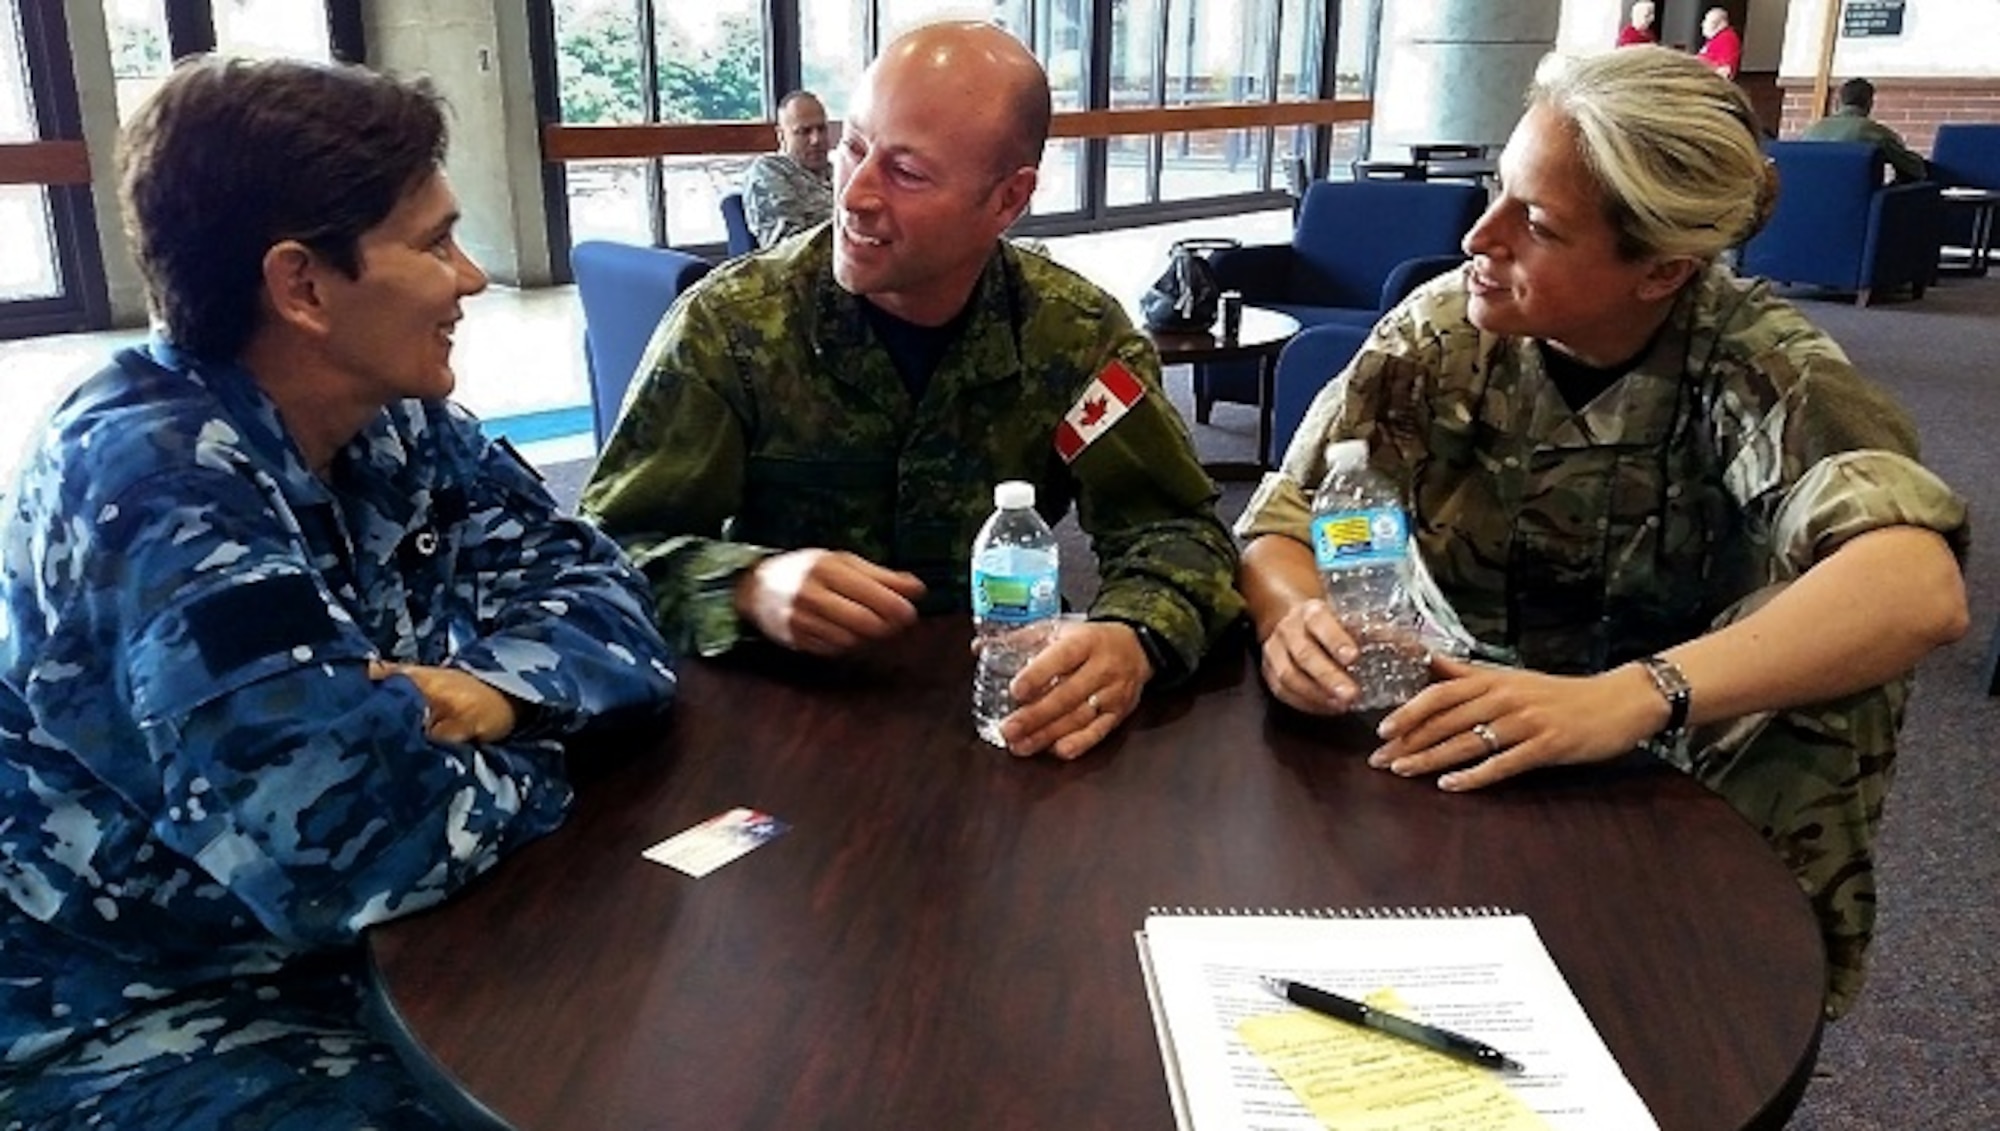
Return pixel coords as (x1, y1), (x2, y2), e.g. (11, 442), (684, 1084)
(570, 241), (713, 446)
(1269, 323), (1373, 467)
(1742, 141), (1939, 302)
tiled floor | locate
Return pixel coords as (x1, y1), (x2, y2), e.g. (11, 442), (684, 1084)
(0, 210), (1294, 480)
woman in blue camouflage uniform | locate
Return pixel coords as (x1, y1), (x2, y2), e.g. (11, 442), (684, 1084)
(0, 58), (676, 1126)
(1237, 47), (1968, 1016)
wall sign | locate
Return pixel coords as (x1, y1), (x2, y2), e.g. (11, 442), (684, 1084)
(1843, 0), (1907, 38)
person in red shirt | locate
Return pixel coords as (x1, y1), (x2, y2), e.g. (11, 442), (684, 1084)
(1698, 7), (1742, 79)
(1617, 1), (1658, 47)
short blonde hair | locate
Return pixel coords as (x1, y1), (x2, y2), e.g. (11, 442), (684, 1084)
(1529, 47), (1773, 262)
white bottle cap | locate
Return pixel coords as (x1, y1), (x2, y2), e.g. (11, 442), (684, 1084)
(1326, 439), (1369, 472)
(993, 480), (1036, 509)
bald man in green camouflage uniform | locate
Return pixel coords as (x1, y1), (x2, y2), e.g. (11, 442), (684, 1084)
(583, 22), (1241, 762)
(1239, 49), (1968, 1018)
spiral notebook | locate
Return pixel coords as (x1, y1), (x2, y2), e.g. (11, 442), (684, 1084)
(1135, 908), (1658, 1131)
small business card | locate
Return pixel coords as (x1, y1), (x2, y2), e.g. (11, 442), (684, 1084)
(642, 807), (790, 877)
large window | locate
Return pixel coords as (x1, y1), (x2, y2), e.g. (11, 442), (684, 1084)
(540, 1), (1374, 256)
(1, 0), (106, 338)
(1107, 0), (1358, 214)
(101, 0), (359, 124)
(553, 0), (768, 248)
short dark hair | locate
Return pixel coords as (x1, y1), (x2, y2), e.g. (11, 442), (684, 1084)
(1001, 74), (1052, 176)
(1838, 77), (1876, 113)
(776, 89), (821, 115)
(118, 56), (448, 362)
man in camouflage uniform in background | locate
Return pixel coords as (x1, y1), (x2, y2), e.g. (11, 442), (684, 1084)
(584, 21), (1241, 763)
(740, 89), (836, 248)
(1799, 77), (1930, 184)
(1237, 262), (1969, 1017)
(0, 57), (677, 1127)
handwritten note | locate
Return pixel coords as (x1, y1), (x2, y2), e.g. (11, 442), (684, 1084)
(1239, 990), (1551, 1131)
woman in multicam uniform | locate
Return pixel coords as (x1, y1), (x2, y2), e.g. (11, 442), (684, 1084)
(1234, 46), (1968, 1017)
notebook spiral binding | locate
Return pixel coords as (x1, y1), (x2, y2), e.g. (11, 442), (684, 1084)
(1147, 905), (1515, 919)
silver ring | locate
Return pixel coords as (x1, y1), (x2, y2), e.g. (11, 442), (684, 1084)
(1087, 691), (1103, 714)
(1470, 722), (1502, 754)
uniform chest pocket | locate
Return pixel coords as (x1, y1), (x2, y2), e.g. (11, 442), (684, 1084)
(740, 455), (899, 553)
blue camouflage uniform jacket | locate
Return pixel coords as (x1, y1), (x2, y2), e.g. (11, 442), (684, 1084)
(0, 342), (676, 1121)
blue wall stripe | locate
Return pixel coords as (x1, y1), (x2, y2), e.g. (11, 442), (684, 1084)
(480, 404), (593, 446)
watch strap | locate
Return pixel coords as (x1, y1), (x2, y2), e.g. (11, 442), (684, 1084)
(1637, 654), (1691, 737)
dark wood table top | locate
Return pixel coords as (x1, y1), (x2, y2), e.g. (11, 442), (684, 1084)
(367, 621), (1824, 1131)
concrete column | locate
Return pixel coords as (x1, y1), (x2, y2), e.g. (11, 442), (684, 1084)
(1371, 0), (1561, 159)
(64, 0), (147, 325)
(366, 0), (551, 287)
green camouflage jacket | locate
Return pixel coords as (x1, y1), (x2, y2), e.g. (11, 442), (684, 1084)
(582, 230), (1243, 669)
(1238, 262), (1968, 671)
(1798, 108), (1929, 184)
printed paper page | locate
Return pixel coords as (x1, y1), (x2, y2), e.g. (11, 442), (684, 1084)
(1137, 914), (1657, 1131)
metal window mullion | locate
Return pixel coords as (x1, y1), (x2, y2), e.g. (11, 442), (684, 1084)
(164, 0), (216, 58)
(638, 0), (665, 246)
(1149, 0), (1171, 203)
(1082, 0), (1113, 223)
(525, 0), (573, 281)
(767, 0), (801, 108)
(1259, 0), (1283, 192)
(327, 0), (365, 63)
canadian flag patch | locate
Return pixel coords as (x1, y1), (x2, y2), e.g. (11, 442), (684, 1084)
(1053, 360), (1146, 463)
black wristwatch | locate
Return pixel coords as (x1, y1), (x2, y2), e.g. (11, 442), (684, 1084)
(1114, 620), (1183, 685)
(1636, 654), (1691, 748)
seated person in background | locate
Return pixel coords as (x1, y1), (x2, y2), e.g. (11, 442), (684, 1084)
(1616, 1), (1657, 47)
(1235, 46), (1968, 1018)
(742, 89), (835, 247)
(1801, 77), (1929, 184)
(0, 56), (677, 1126)
(583, 20), (1241, 763)
(1698, 6), (1742, 79)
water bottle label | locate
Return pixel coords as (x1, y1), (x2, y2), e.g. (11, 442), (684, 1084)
(972, 569), (1060, 623)
(1312, 506), (1409, 569)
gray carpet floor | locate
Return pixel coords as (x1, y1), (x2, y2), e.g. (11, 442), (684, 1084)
(541, 272), (2000, 1128)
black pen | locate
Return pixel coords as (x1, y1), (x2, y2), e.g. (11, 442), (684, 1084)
(1260, 976), (1525, 1074)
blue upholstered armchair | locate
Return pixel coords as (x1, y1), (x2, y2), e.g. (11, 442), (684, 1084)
(1740, 141), (1940, 307)
(1267, 322), (1375, 468)
(1930, 123), (2000, 264)
(1194, 180), (1484, 423)
(1930, 123), (2000, 189)
(571, 241), (712, 447)
(719, 192), (757, 258)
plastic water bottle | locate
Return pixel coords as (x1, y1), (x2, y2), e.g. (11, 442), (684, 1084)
(1310, 440), (1429, 710)
(971, 480), (1061, 747)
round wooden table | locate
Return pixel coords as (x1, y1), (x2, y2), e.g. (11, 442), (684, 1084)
(367, 622), (1824, 1131)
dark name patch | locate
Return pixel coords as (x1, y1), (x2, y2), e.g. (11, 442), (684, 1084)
(184, 574), (344, 673)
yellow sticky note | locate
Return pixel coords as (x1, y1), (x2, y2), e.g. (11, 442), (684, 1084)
(1238, 990), (1551, 1131)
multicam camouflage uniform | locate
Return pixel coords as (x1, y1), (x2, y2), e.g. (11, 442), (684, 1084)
(581, 229), (1243, 674)
(0, 341), (677, 1126)
(741, 152), (834, 248)
(1237, 264), (1968, 1017)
